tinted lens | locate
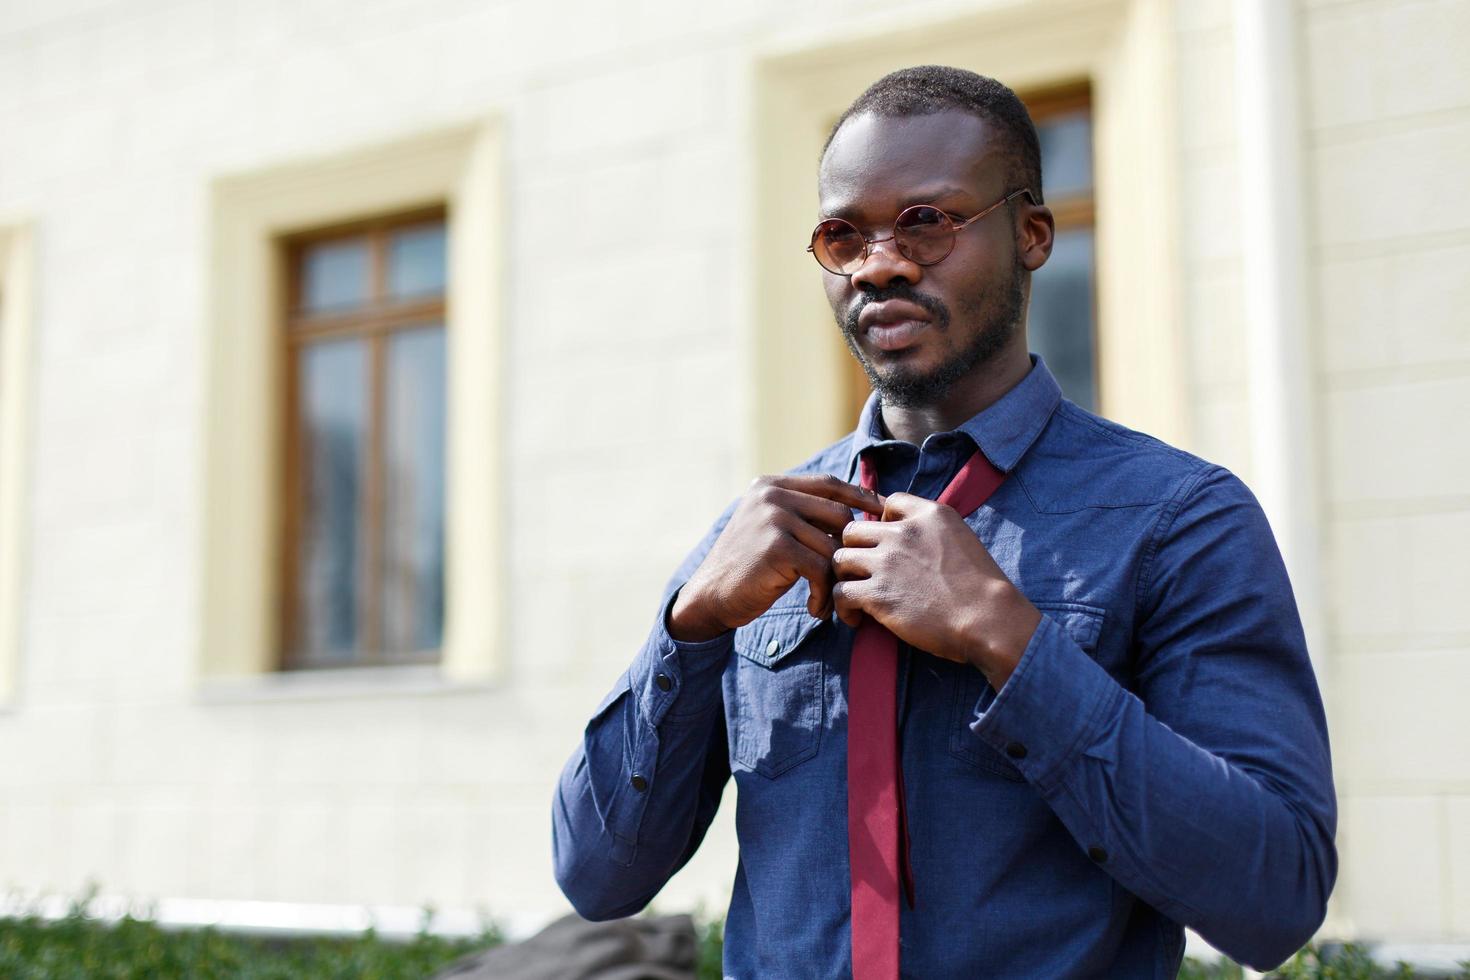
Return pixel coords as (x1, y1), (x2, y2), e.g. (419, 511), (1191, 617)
(894, 206), (955, 264)
(812, 219), (866, 274)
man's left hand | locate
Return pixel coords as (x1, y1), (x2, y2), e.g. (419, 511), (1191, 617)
(831, 492), (1041, 690)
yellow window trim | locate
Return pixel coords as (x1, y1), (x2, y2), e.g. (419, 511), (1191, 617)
(202, 120), (506, 686)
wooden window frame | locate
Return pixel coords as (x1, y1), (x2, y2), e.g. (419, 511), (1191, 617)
(1023, 79), (1100, 411)
(1025, 80), (1096, 228)
(279, 205), (448, 671)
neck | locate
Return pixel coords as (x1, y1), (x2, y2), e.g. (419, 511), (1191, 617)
(878, 343), (1032, 445)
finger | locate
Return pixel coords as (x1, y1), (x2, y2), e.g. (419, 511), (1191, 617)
(773, 473), (886, 517)
(805, 563), (834, 620)
(831, 546), (875, 582)
(840, 519), (893, 548)
(778, 533), (834, 617)
(879, 491), (931, 521)
(782, 519), (839, 618)
(784, 514), (839, 563)
(764, 485), (869, 536)
(832, 579), (870, 629)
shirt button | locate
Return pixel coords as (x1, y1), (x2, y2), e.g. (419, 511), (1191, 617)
(655, 673), (672, 692)
(1088, 845), (1108, 863)
(765, 639), (780, 657)
(1005, 742), (1028, 760)
(630, 774), (649, 793)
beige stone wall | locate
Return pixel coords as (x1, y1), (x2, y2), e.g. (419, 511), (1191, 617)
(1300, 0), (1470, 943)
(1171, 0), (1470, 943)
(0, 0), (1465, 946)
(1174, 1), (1253, 478)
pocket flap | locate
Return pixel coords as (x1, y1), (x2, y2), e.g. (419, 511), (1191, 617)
(734, 607), (826, 669)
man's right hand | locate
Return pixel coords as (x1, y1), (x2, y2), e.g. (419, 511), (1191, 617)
(667, 474), (886, 643)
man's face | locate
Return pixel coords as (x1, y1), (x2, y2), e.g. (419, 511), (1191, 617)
(817, 110), (1034, 408)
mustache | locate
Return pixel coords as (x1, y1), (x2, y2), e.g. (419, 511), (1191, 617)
(843, 285), (951, 334)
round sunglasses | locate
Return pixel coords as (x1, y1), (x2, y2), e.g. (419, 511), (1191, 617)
(807, 188), (1036, 276)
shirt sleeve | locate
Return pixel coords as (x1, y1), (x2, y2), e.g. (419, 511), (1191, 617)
(970, 465), (1337, 971)
(551, 501), (738, 921)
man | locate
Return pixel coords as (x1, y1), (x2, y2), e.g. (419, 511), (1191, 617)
(552, 66), (1336, 978)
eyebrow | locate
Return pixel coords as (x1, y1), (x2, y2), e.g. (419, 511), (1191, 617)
(820, 185), (977, 222)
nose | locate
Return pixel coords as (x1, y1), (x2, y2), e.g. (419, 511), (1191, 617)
(849, 237), (923, 292)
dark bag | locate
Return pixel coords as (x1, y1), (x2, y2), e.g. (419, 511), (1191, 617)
(432, 913), (699, 980)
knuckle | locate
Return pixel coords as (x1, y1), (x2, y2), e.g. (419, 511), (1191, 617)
(772, 530), (800, 559)
(757, 488), (787, 511)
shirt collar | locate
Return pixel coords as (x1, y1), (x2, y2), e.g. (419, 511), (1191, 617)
(844, 353), (1064, 481)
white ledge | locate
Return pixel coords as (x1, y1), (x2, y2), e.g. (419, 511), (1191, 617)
(0, 892), (515, 941)
(196, 664), (496, 705)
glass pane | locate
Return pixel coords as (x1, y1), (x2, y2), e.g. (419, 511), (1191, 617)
(296, 339), (368, 662)
(388, 222), (447, 300)
(1028, 228), (1097, 412)
(1036, 110), (1092, 200)
(380, 325), (447, 656)
(300, 237), (371, 313)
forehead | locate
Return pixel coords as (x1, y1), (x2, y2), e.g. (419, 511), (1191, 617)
(818, 110), (1001, 218)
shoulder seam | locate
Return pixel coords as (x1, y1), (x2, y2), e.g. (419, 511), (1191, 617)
(1015, 403), (1212, 515)
(1056, 401), (1201, 466)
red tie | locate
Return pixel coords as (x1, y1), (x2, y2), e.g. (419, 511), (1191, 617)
(847, 447), (1006, 979)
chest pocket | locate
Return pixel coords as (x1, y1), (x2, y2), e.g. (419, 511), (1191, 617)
(726, 600), (827, 780)
(949, 601), (1105, 781)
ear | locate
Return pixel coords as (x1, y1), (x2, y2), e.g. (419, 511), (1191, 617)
(1015, 201), (1055, 273)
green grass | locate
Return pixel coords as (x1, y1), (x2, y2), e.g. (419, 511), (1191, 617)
(1179, 943), (1468, 979)
(0, 894), (502, 980)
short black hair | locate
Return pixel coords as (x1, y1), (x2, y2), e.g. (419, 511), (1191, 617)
(823, 65), (1044, 204)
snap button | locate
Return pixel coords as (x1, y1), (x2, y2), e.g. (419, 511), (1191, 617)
(1005, 742), (1028, 760)
(1088, 845), (1108, 863)
(655, 673), (672, 692)
(630, 773), (649, 793)
(765, 639), (780, 658)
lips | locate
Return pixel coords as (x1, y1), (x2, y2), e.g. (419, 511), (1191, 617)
(857, 299), (932, 352)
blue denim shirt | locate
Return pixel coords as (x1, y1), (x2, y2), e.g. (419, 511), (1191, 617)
(553, 355), (1337, 978)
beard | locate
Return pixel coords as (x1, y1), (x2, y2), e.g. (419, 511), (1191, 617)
(839, 256), (1026, 409)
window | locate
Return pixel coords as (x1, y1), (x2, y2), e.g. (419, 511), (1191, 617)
(281, 209), (448, 670)
(1023, 81), (1098, 412)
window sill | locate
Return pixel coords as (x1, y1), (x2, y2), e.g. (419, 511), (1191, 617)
(196, 664), (496, 706)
